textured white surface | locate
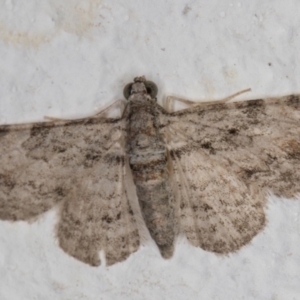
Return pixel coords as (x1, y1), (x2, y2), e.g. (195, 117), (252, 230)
(0, 0), (300, 299)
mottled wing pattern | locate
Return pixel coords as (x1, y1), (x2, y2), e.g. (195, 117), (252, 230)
(160, 94), (300, 253)
(0, 117), (140, 266)
(58, 153), (140, 266)
(168, 148), (266, 253)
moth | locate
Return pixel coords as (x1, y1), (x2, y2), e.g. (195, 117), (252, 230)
(0, 76), (300, 267)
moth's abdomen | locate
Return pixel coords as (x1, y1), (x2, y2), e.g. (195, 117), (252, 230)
(127, 102), (176, 259)
(130, 153), (176, 259)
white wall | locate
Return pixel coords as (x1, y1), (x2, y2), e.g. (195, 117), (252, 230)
(0, 0), (300, 299)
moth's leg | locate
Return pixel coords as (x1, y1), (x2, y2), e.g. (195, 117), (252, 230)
(44, 99), (127, 121)
(164, 88), (251, 112)
(164, 96), (196, 112)
(44, 116), (70, 122)
(93, 99), (127, 117)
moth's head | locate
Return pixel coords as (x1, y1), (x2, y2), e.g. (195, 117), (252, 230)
(123, 76), (158, 101)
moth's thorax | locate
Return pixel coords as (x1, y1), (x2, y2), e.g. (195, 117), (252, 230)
(128, 91), (153, 105)
(127, 95), (164, 159)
